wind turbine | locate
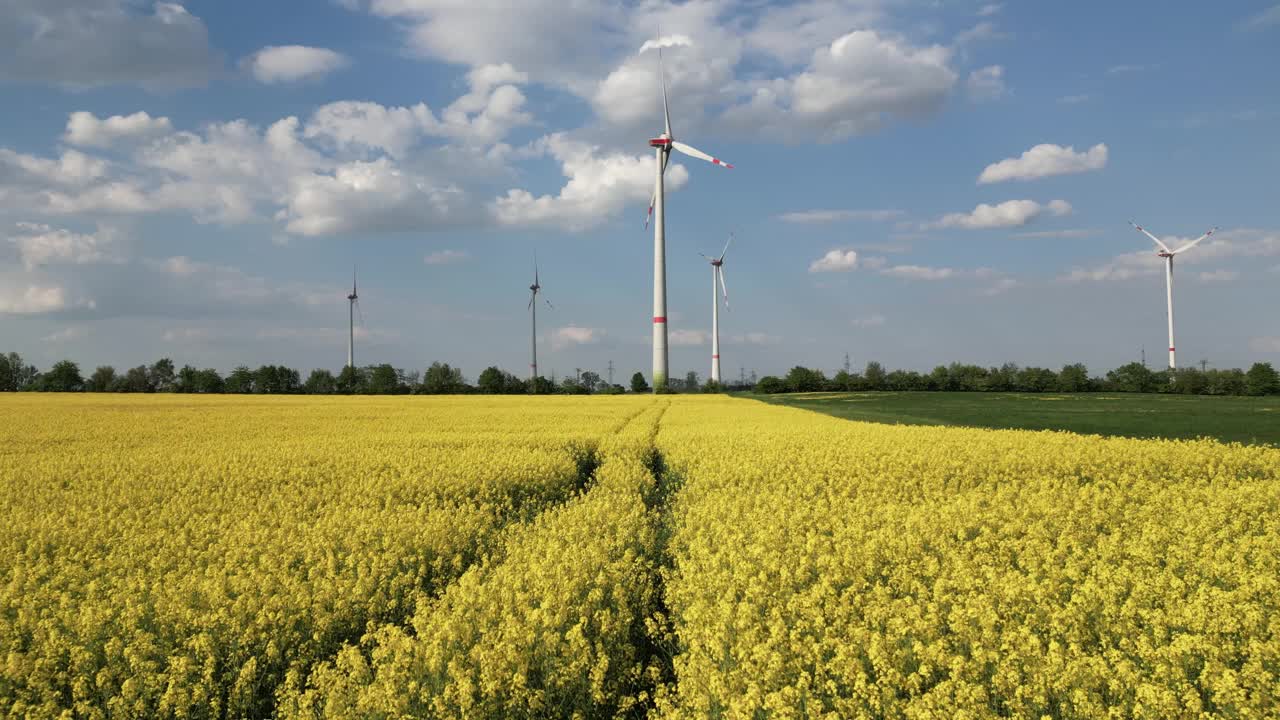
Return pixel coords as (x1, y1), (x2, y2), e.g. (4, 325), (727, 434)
(528, 252), (552, 385)
(1127, 221), (1217, 370)
(644, 47), (734, 391)
(346, 266), (361, 369)
(700, 234), (732, 384)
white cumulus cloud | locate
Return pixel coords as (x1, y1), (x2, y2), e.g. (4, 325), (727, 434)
(979, 143), (1107, 183)
(492, 134), (688, 231)
(808, 249), (859, 273)
(551, 325), (601, 350)
(928, 199), (1072, 229)
(245, 45), (349, 84)
(64, 111), (173, 147)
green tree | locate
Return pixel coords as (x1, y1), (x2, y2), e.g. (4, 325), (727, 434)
(1106, 362), (1159, 393)
(530, 375), (555, 394)
(121, 365), (153, 393)
(367, 364), (404, 394)
(630, 372), (650, 394)
(86, 365), (117, 392)
(2, 352), (39, 391)
(863, 361), (887, 391)
(1245, 362), (1280, 396)
(225, 365), (254, 393)
(1170, 368), (1209, 395)
(477, 366), (505, 394)
(684, 371), (699, 391)
(40, 360), (84, 392)
(303, 369), (337, 394)
(193, 368), (224, 393)
(420, 362), (465, 394)
(149, 358), (176, 392)
(1057, 363), (1091, 392)
(784, 366), (825, 392)
(1206, 368), (1246, 396)
(1016, 367), (1058, 393)
(985, 363), (1019, 392)
(886, 369), (926, 391)
(581, 371), (603, 393)
(335, 365), (364, 394)
(176, 365), (200, 393)
(755, 376), (786, 393)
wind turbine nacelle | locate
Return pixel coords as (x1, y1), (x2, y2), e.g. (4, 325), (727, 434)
(649, 138), (672, 147)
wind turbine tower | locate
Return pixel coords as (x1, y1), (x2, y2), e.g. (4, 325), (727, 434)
(346, 268), (359, 369)
(528, 253), (552, 384)
(700, 234), (732, 384)
(1128, 221), (1217, 370)
(644, 47), (734, 391)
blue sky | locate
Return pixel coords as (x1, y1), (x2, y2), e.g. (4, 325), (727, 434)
(2, 0), (1278, 381)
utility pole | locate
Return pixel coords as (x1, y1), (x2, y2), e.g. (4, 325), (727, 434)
(739, 367), (746, 385)
(607, 360), (615, 386)
(749, 369), (757, 384)
(574, 368), (581, 383)
(1200, 358), (1208, 372)
(1141, 346), (1146, 368)
(843, 352), (851, 374)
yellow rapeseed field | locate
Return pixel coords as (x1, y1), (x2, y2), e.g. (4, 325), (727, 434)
(3, 394), (1279, 719)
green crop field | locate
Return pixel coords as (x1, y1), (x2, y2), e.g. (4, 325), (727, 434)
(749, 391), (1280, 446)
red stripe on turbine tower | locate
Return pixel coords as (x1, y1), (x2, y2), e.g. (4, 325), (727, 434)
(653, 316), (666, 323)
(712, 354), (720, 359)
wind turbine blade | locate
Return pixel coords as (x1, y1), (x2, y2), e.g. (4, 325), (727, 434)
(719, 233), (733, 262)
(718, 266), (729, 310)
(671, 141), (733, 168)
(660, 49), (672, 137)
(644, 154), (671, 228)
(1128, 220), (1172, 254)
(544, 298), (554, 310)
(534, 249), (540, 285)
(698, 252), (713, 261)
(528, 293), (534, 310)
(1173, 227), (1218, 254)
(355, 298), (364, 326)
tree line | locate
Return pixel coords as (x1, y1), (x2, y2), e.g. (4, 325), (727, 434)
(4, 351), (1277, 397)
(755, 361), (1280, 396)
(0, 352), (650, 395)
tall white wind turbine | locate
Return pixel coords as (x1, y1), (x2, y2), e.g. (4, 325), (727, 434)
(346, 267), (361, 369)
(700, 234), (732, 384)
(1128, 221), (1217, 370)
(528, 252), (552, 385)
(644, 48), (734, 391)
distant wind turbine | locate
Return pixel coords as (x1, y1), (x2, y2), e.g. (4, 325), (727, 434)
(644, 47), (734, 391)
(346, 266), (361, 369)
(528, 252), (552, 385)
(1128, 221), (1217, 370)
(699, 234), (732, 384)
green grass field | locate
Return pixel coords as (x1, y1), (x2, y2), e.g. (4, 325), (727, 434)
(749, 392), (1280, 446)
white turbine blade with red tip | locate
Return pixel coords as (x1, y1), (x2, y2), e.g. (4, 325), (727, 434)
(1129, 220), (1172, 254)
(672, 141), (733, 168)
(1173, 227), (1218, 255)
